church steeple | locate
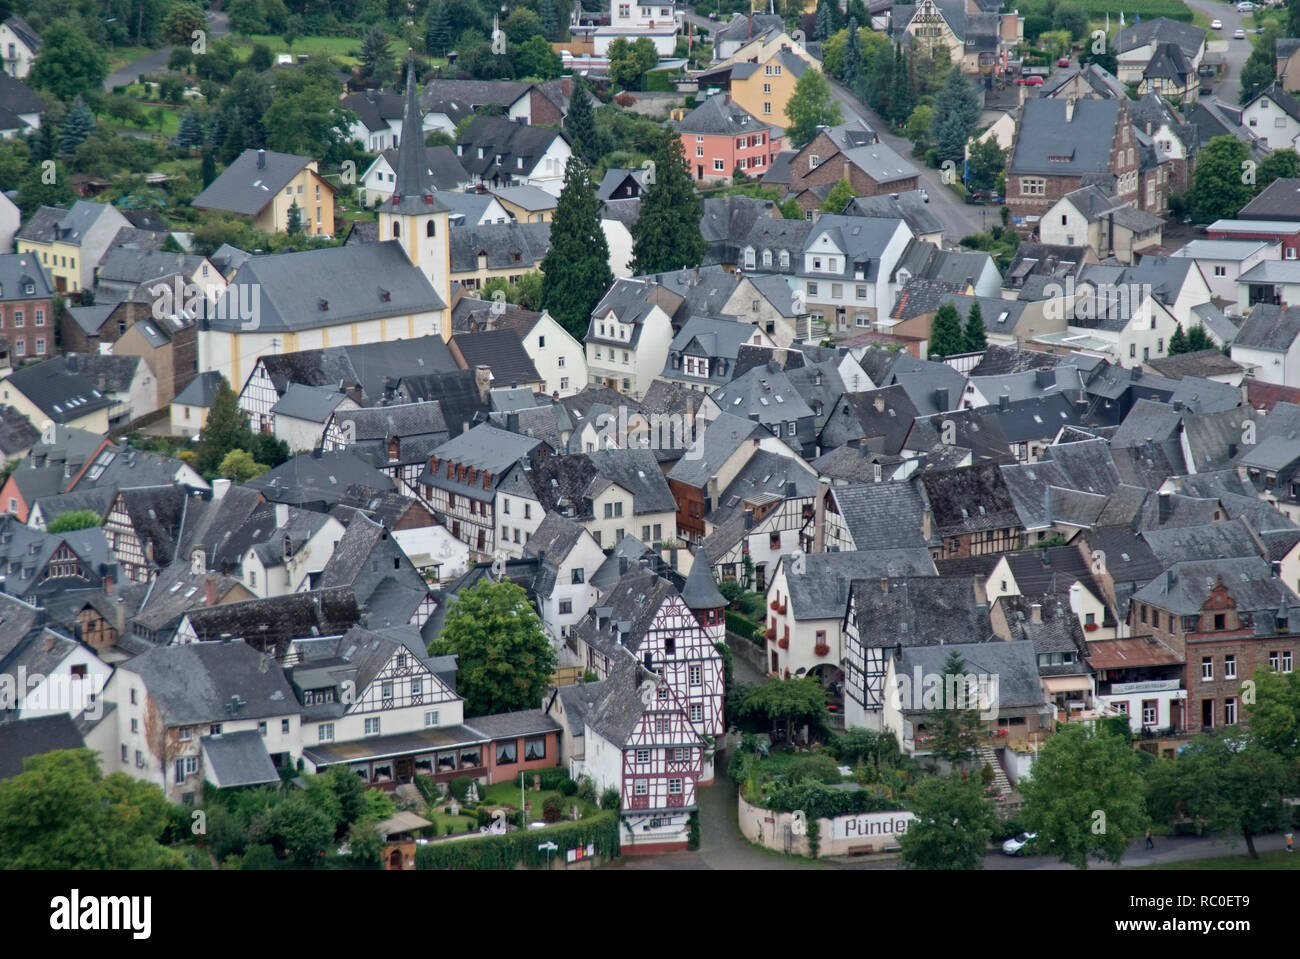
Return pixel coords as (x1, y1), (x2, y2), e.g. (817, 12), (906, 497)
(389, 54), (446, 214)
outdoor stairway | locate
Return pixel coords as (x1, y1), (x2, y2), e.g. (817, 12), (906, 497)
(976, 745), (1012, 796)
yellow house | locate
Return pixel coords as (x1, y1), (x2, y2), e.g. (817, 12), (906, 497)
(489, 185), (557, 223)
(2, 355), (112, 435)
(697, 40), (818, 125)
(15, 200), (131, 294)
(193, 148), (338, 236)
(449, 221), (552, 292)
(169, 371), (221, 438)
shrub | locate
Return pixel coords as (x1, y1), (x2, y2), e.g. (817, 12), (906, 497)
(416, 811), (621, 869)
(576, 776), (597, 802)
(445, 824), (454, 835)
(449, 777), (473, 802)
(542, 795), (564, 823)
(600, 786), (621, 811)
(517, 767), (569, 791)
(687, 810), (700, 850)
(786, 754), (844, 785)
(613, 91), (636, 106)
(559, 777), (578, 797)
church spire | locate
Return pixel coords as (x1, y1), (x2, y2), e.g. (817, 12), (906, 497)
(389, 53), (443, 213)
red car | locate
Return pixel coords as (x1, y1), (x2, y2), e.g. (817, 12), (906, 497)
(1016, 75), (1044, 85)
(1057, 56), (1070, 67)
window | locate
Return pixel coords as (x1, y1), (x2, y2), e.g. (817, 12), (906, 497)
(1284, 651), (1294, 672)
(423, 709), (440, 728)
(178, 726), (191, 742)
(1224, 655), (1237, 679)
(634, 780), (648, 796)
(696, 145), (704, 157)
(669, 778), (683, 795)
(807, 282), (818, 297)
(690, 703), (702, 722)
(258, 721), (268, 736)
(636, 748), (650, 763)
(657, 685), (669, 701)
(121, 745), (129, 762)
(131, 718), (139, 733)
(209, 724), (222, 736)
(1129, 343), (1136, 358)
(365, 717), (381, 736)
(713, 158), (725, 172)
(1142, 700), (1158, 726)
(130, 688), (138, 705)
(34, 309), (43, 326)
(1020, 178), (1045, 196)
(1214, 613), (1226, 630)
(497, 741), (517, 764)
(559, 599), (573, 614)
(524, 737), (546, 760)
(689, 665), (702, 686)
(1270, 651), (1280, 670)
(319, 723), (334, 742)
(1201, 657), (1213, 681)
(1214, 265), (1227, 277)
(655, 717), (669, 734)
(382, 681), (393, 700)
(1224, 697), (1238, 725)
(787, 421), (797, 437)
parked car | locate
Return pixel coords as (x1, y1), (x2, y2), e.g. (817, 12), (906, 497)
(1057, 56), (1070, 67)
(1002, 832), (1038, 855)
(1234, 28), (1246, 38)
(1237, 1), (1254, 10)
(1016, 75), (1044, 85)
(1211, 18), (1223, 28)
(1198, 64), (1217, 77)
(1201, 86), (1213, 95)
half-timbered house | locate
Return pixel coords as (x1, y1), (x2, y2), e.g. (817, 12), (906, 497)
(321, 401), (451, 499)
(102, 485), (188, 584)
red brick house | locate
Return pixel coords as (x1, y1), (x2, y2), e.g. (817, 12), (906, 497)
(784, 123), (920, 215)
(0, 252), (55, 363)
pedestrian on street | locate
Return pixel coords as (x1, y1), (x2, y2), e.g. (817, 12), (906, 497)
(1286, 832), (1294, 853)
(1145, 826), (1154, 850)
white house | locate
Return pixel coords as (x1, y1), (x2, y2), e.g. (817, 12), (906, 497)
(523, 512), (606, 642)
(0, 627), (110, 721)
(1170, 239), (1278, 308)
(0, 191), (18, 253)
(1231, 303), (1300, 386)
(0, 16), (39, 78)
(517, 308), (587, 398)
(585, 277), (676, 400)
(594, 0), (678, 55)
(796, 215), (914, 332)
(1240, 86), (1300, 151)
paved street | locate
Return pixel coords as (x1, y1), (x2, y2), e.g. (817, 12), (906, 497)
(1182, 0), (1253, 106)
(104, 10), (231, 91)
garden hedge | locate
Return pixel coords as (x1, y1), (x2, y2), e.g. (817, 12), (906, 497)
(415, 811), (621, 869)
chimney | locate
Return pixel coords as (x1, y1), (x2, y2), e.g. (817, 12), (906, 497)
(1031, 602), (1042, 623)
(874, 394), (885, 413)
(744, 508), (754, 530)
(880, 577), (889, 594)
(972, 574), (986, 605)
(205, 574), (217, 606)
(1158, 490), (1171, 523)
(813, 480), (828, 552)
(212, 478), (232, 500)
(103, 566), (114, 595)
(935, 386), (949, 410)
(619, 556), (629, 575)
(922, 506), (932, 541)
(475, 365), (492, 403)
(275, 502), (289, 528)
(1065, 97), (1076, 123)
(1146, 121), (1152, 135)
(257, 149), (266, 169)
(998, 393), (1009, 411)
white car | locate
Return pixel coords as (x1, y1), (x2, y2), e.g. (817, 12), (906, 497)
(1237, 1), (1254, 10)
(1234, 28), (1247, 38)
(1002, 832), (1037, 855)
(1211, 18), (1223, 28)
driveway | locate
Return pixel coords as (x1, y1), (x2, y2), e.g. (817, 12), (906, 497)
(104, 10), (230, 91)
(1181, 0), (1253, 106)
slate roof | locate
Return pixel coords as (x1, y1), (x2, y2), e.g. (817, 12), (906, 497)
(4, 356), (112, 423)
(844, 190), (946, 236)
(192, 149), (324, 217)
(172, 371), (222, 409)
(370, 145), (470, 191)
(1143, 41), (1190, 81)
(831, 482), (932, 549)
(315, 514), (429, 627)
(1010, 99), (1123, 177)
(1238, 177), (1300, 221)
(201, 731), (281, 788)
(667, 411), (767, 488)
(707, 448), (817, 525)
(585, 654), (698, 749)
(849, 575), (994, 647)
(466, 709), (562, 741)
(596, 168), (648, 202)
(125, 640), (298, 725)
(270, 383), (348, 422)
(890, 639), (1046, 711)
(673, 93), (781, 137)
(1145, 349), (1244, 380)
(255, 335), (458, 408)
(248, 451), (395, 508)
(919, 463), (1021, 536)
(783, 550), (936, 620)
(1142, 520), (1262, 566)
(455, 114), (569, 184)
(586, 448), (677, 514)
(1131, 556), (1297, 617)
(1234, 304), (1300, 352)
(0, 405), (37, 457)
(181, 587), (361, 649)
(0, 251), (53, 301)
(1114, 17), (1205, 59)
(448, 221), (551, 273)
(207, 242), (445, 332)
(550, 681), (605, 738)
(709, 361), (814, 428)
(16, 200), (121, 246)
(451, 328), (542, 387)
(390, 369), (490, 437)
(0, 714), (84, 779)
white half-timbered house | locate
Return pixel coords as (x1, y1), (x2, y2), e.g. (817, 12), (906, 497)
(583, 656), (705, 853)
(102, 486), (188, 584)
(321, 402), (451, 499)
(568, 568), (725, 780)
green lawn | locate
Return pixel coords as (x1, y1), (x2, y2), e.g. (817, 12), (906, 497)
(227, 34), (449, 70)
(106, 45), (153, 71)
(426, 809), (480, 835)
(1138, 849), (1300, 870)
(101, 104), (184, 137)
(480, 782), (600, 820)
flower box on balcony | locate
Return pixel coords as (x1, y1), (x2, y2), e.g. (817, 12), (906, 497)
(814, 643), (830, 657)
(764, 626), (776, 641)
(770, 601), (780, 612)
(778, 637), (789, 649)
(1084, 623), (1099, 632)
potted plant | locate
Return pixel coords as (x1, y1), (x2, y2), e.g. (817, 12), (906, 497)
(814, 642), (830, 657)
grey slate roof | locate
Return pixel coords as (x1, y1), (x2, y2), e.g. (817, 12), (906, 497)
(1114, 17), (1205, 59)
(0, 714), (84, 780)
(257, 335), (458, 409)
(667, 411), (767, 488)
(1131, 556), (1297, 617)
(201, 730), (281, 788)
(673, 92), (781, 137)
(1234, 304), (1300, 352)
(850, 575), (994, 647)
(248, 451), (395, 508)
(172, 370), (222, 409)
(784, 549), (936, 620)
(4, 356), (113, 423)
(269, 383), (347, 422)
(0, 251), (53, 300)
(16, 200), (121, 246)
(831, 482), (932, 549)
(448, 221), (551, 273)
(451, 328), (542, 387)
(890, 639), (1046, 712)
(192, 149), (322, 217)
(466, 708), (561, 741)
(125, 640), (298, 726)
(1010, 98), (1123, 177)
(455, 114), (569, 185)
(182, 587), (361, 648)
(844, 190), (945, 237)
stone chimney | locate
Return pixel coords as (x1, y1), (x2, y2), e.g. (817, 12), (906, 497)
(1065, 97), (1076, 123)
(275, 502), (290, 528)
(874, 394), (885, 413)
(880, 577), (889, 594)
(475, 364), (493, 403)
(205, 574), (217, 606)
(1030, 602), (1042, 624)
(212, 478), (232, 501)
(813, 479), (828, 552)
(921, 506), (932, 541)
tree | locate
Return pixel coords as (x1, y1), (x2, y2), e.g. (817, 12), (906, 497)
(1258, 148), (1300, 193)
(163, 3), (206, 45)
(814, 0), (839, 40)
(785, 67), (842, 148)
(1187, 136), (1253, 224)
(608, 36), (642, 91)
(1052, 2), (1087, 39)
(0, 750), (185, 869)
(359, 25), (397, 88)
(504, 8), (544, 43)
(1241, 21), (1283, 105)
(201, 148), (217, 187)
(46, 509), (102, 533)
(1167, 322), (1188, 355)
(931, 66), (980, 168)
(346, 820), (385, 869)
(904, 104), (933, 153)
(737, 677), (829, 744)
(1245, 663), (1300, 760)
(197, 377), (253, 476)
(248, 43), (274, 73)
(17, 159), (73, 218)
(630, 130), (708, 275)
(263, 86), (353, 162)
(176, 109), (205, 151)
(924, 650), (983, 764)
(929, 302), (965, 358)
(778, 196), (803, 220)
(428, 578), (557, 716)
(541, 156), (613, 339)
(269, 793), (334, 867)
(59, 96), (95, 156)
(517, 35), (562, 81)
(967, 136), (1004, 193)
(218, 449), (270, 482)
(963, 300), (987, 353)
(1019, 723), (1146, 868)
(564, 76), (598, 161)
(898, 772), (997, 869)
(540, 0), (560, 41)
(820, 177), (855, 213)
(286, 198), (303, 236)
(29, 18), (108, 103)
(426, 0), (453, 57)
(842, 19), (860, 87)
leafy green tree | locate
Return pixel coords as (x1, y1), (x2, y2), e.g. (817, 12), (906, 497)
(1019, 722), (1146, 869)
(608, 36), (642, 91)
(1052, 2), (1087, 39)
(540, 0), (560, 41)
(924, 649), (983, 763)
(1258, 148), (1300, 193)
(842, 18), (860, 87)
(1147, 731), (1292, 859)
(176, 108), (205, 151)
(929, 302), (965, 358)
(269, 793), (334, 867)
(163, 2), (206, 44)
(898, 772), (997, 869)
(1188, 136), (1253, 223)
(17, 159), (74, 217)
(347, 820), (385, 869)
(963, 300), (987, 353)
(784, 67), (842, 148)
(46, 509), (102, 533)
(517, 35), (562, 80)
(197, 377), (254, 475)
(29, 18), (108, 103)
(425, 0), (453, 56)
(505, 7), (544, 42)
(1241, 21), (1283, 105)
(564, 76), (598, 162)
(59, 97), (94, 156)
(737, 677), (829, 743)
(218, 448), (270, 482)
(248, 43), (274, 73)
(967, 136), (1005, 193)
(1167, 322), (1188, 355)
(1245, 663), (1300, 760)
(541, 155), (613, 339)
(263, 86), (353, 162)
(820, 28), (847, 79)
(428, 578), (558, 716)
(630, 130), (707, 274)
(778, 196), (803, 220)
(359, 25), (397, 89)
(814, 0), (839, 40)
(905, 104), (933, 153)
(286, 198), (303, 236)
(931, 66), (980, 168)
(0, 750), (185, 869)
(820, 177), (855, 213)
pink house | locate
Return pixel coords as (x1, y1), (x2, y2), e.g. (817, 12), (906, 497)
(674, 93), (783, 184)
